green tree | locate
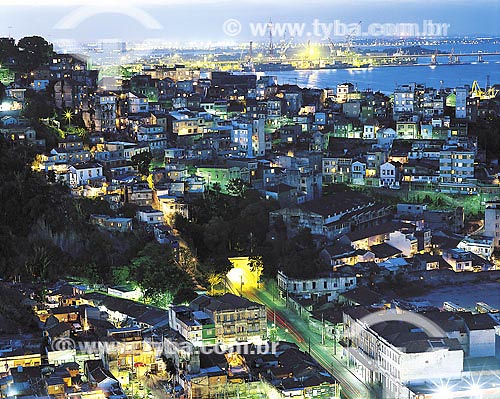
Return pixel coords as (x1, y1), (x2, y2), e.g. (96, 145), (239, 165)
(0, 38), (18, 64)
(131, 151), (152, 177)
(17, 36), (54, 71)
(128, 243), (195, 304)
(23, 89), (54, 121)
(207, 272), (224, 295)
(112, 265), (131, 286)
(227, 178), (247, 197)
(0, 82), (5, 101)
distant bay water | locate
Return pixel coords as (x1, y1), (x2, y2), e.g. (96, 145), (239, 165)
(261, 42), (500, 92)
(262, 62), (500, 93)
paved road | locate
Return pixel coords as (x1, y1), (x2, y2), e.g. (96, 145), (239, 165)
(241, 284), (373, 399)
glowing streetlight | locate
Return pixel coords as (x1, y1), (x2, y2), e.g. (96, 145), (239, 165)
(64, 109), (73, 127)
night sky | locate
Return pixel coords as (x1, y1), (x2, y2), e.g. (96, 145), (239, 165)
(0, 0), (499, 44)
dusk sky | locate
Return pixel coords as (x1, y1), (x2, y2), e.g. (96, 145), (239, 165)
(0, 0), (499, 44)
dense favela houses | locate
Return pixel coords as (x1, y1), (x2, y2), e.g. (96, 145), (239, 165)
(1, 1), (500, 396)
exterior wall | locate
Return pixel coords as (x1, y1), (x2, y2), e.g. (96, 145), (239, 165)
(439, 149), (475, 194)
(485, 202), (500, 249)
(380, 162), (397, 187)
(351, 162), (366, 185)
(386, 231), (418, 257)
(343, 311), (464, 399)
(270, 208), (325, 237)
(95, 95), (117, 133)
(394, 86), (415, 114)
(455, 87), (467, 119)
(69, 165), (103, 187)
(457, 237), (494, 259)
(277, 271), (356, 302)
(159, 198), (189, 223)
(196, 166), (246, 193)
(399, 349), (463, 384)
(212, 307), (267, 345)
(136, 210), (164, 225)
(469, 329), (497, 358)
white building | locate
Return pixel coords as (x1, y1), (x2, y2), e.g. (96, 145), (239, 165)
(363, 124), (377, 140)
(136, 207), (164, 225)
(462, 312), (499, 358)
(69, 163), (103, 187)
(158, 196), (189, 224)
(484, 201), (500, 249)
(393, 83), (415, 115)
(442, 248), (473, 272)
(380, 162), (399, 188)
(128, 92), (148, 114)
(455, 87), (468, 119)
(336, 83), (355, 103)
(107, 285), (142, 301)
(277, 271), (356, 303)
(343, 307), (464, 399)
(439, 148), (475, 194)
(457, 236), (494, 260)
(170, 110), (212, 136)
(137, 124), (168, 151)
(231, 118), (266, 157)
(351, 161), (366, 185)
(386, 231), (418, 257)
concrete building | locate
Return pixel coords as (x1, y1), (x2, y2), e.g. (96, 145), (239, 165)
(386, 230), (418, 257)
(136, 207), (164, 225)
(455, 87), (468, 119)
(137, 124), (168, 152)
(439, 148), (475, 194)
(231, 118), (265, 157)
(393, 83), (416, 116)
(457, 236), (494, 260)
(336, 83), (355, 103)
(277, 271), (357, 303)
(269, 192), (391, 241)
(189, 293), (267, 345)
(94, 93), (116, 133)
(343, 307), (464, 399)
(484, 201), (500, 249)
(380, 162), (399, 188)
(69, 163), (103, 187)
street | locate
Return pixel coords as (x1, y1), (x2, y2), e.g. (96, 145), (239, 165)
(237, 281), (374, 399)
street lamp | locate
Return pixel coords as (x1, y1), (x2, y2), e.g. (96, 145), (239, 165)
(64, 109), (73, 127)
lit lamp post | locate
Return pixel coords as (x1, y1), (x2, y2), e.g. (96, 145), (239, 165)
(64, 109), (73, 128)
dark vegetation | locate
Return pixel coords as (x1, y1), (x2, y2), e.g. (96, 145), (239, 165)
(0, 138), (145, 282)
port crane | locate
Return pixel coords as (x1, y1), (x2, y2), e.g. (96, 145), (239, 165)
(278, 36), (294, 60)
(344, 21), (362, 53)
(470, 78), (499, 100)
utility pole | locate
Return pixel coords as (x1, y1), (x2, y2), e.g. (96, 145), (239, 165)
(321, 313), (325, 345)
